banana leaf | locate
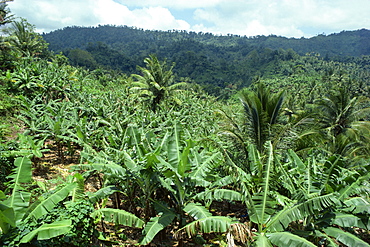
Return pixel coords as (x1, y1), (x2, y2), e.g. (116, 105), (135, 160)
(20, 219), (72, 243)
(139, 211), (176, 245)
(267, 232), (317, 247)
(324, 227), (370, 247)
(3, 157), (32, 223)
(92, 208), (144, 228)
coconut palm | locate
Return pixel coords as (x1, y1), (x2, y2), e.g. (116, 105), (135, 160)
(237, 82), (285, 153)
(3, 18), (48, 57)
(130, 54), (186, 112)
(0, 1), (13, 26)
(315, 87), (370, 157)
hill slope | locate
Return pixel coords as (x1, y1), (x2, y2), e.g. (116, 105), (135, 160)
(43, 26), (370, 57)
(42, 26), (370, 95)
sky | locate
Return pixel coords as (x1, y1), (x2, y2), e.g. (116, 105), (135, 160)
(7, 0), (370, 38)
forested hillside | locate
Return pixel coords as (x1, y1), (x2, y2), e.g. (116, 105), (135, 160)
(42, 25), (370, 95)
(43, 25), (370, 57)
(1, 2), (370, 246)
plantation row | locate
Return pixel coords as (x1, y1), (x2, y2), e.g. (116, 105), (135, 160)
(0, 5), (369, 246)
(0, 53), (369, 246)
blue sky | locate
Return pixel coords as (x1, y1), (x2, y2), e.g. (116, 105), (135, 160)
(7, 0), (370, 38)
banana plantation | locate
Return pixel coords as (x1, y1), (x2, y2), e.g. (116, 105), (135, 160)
(1, 6), (370, 247)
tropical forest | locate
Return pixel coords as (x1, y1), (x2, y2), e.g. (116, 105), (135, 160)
(1, 1), (370, 246)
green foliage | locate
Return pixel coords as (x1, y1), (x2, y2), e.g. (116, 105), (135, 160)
(0, 157), (98, 246)
(0, 11), (369, 246)
(3, 18), (49, 58)
(130, 54), (187, 111)
(42, 25), (370, 95)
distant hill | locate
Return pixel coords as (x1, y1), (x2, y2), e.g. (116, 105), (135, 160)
(42, 26), (370, 95)
(43, 26), (370, 57)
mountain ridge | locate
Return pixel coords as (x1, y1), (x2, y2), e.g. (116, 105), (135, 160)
(42, 25), (370, 57)
(41, 26), (370, 96)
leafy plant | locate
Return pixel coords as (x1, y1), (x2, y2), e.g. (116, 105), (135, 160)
(130, 54), (187, 112)
(0, 157), (77, 246)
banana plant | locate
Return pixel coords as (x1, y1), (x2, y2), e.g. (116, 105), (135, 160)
(0, 156), (144, 245)
(282, 151), (370, 246)
(139, 123), (234, 245)
(217, 142), (370, 246)
(130, 54), (187, 112)
(240, 146), (370, 247)
(0, 157), (76, 243)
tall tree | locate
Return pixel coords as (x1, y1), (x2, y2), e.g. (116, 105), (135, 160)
(4, 18), (49, 57)
(130, 54), (186, 112)
(239, 82), (285, 152)
(0, 0), (13, 26)
(315, 87), (370, 157)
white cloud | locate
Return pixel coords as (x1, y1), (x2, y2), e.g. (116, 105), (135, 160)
(7, 0), (370, 37)
(190, 0), (370, 37)
(8, 0), (190, 33)
(130, 7), (190, 30)
(113, 0), (224, 9)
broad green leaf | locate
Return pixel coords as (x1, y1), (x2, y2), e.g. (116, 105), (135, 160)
(0, 207), (15, 234)
(248, 144), (262, 175)
(331, 212), (366, 229)
(140, 212), (176, 245)
(184, 203), (212, 220)
(20, 219), (72, 243)
(178, 139), (192, 177)
(266, 193), (340, 232)
(338, 174), (368, 200)
(178, 216), (232, 238)
(125, 126), (144, 157)
(314, 230), (339, 247)
(71, 163), (126, 176)
(0, 191), (6, 200)
(92, 208), (144, 228)
(324, 227), (370, 247)
(268, 232), (317, 247)
(122, 150), (140, 172)
(25, 183), (77, 222)
(254, 234), (273, 247)
(196, 189), (243, 202)
(88, 186), (119, 204)
(213, 189), (244, 202)
(250, 142), (274, 226)
(72, 173), (84, 202)
(4, 157), (32, 223)
(191, 152), (219, 179)
(167, 123), (182, 169)
(287, 149), (305, 173)
(344, 197), (370, 214)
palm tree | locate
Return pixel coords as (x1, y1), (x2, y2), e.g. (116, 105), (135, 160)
(3, 18), (48, 57)
(130, 54), (186, 112)
(314, 87), (370, 157)
(0, 1), (13, 26)
(239, 82), (285, 153)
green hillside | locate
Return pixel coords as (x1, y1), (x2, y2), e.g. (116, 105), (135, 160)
(1, 4), (370, 246)
(42, 26), (370, 95)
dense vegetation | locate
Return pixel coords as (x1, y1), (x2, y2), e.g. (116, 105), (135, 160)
(1, 2), (370, 246)
(42, 25), (370, 96)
